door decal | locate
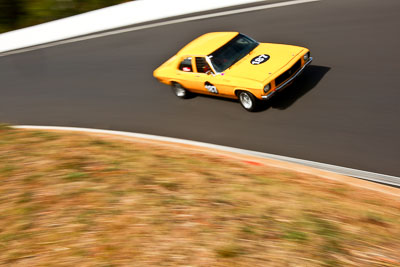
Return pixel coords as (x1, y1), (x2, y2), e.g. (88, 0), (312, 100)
(205, 82), (218, 94)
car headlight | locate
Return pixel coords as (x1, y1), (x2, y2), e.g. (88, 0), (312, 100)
(263, 84), (271, 93)
(303, 52), (310, 61)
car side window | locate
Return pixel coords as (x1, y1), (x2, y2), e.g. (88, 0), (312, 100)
(195, 57), (212, 73)
(179, 57), (193, 72)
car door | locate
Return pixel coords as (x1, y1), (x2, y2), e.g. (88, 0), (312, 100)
(192, 57), (233, 97)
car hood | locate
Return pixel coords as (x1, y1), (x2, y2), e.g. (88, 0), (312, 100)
(223, 43), (305, 83)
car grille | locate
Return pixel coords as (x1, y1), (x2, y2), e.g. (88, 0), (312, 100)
(275, 60), (301, 87)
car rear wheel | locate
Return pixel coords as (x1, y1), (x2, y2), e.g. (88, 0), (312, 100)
(172, 82), (190, 99)
(238, 91), (258, 112)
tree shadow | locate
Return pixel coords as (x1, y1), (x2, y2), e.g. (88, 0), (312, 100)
(258, 65), (331, 111)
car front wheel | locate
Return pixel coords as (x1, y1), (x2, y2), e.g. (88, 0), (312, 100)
(171, 82), (190, 99)
(238, 91), (258, 112)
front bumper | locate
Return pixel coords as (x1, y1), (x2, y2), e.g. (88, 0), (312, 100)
(261, 57), (313, 100)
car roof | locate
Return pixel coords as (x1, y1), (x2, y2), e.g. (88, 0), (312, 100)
(176, 32), (239, 56)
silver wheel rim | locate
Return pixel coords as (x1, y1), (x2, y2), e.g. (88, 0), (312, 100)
(174, 84), (185, 97)
(240, 93), (253, 109)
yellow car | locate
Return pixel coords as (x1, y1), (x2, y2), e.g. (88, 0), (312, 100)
(153, 32), (312, 111)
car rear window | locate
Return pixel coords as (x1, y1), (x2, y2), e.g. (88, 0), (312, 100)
(179, 57), (193, 72)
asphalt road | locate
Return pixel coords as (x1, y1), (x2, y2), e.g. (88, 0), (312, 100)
(1, 0), (399, 176)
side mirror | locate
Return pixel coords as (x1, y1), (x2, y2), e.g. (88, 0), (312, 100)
(205, 70), (214, 76)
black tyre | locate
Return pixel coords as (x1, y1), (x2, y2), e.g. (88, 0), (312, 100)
(171, 82), (190, 99)
(238, 91), (258, 112)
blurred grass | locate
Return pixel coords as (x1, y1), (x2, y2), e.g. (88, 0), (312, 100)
(0, 0), (133, 34)
(0, 126), (399, 266)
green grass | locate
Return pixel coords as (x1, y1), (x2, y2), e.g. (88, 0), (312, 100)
(283, 230), (309, 242)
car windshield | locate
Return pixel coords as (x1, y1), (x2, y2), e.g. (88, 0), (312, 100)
(209, 33), (259, 73)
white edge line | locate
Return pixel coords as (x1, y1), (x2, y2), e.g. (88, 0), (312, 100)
(13, 125), (400, 188)
(0, 0), (320, 57)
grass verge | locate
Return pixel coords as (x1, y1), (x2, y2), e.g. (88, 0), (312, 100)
(0, 126), (399, 266)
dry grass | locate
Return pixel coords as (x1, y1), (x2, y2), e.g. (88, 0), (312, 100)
(0, 125), (399, 266)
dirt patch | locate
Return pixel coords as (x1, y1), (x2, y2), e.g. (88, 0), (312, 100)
(0, 126), (399, 266)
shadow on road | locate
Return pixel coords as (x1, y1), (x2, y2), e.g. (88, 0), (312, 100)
(264, 65), (331, 111)
(184, 65), (330, 112)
